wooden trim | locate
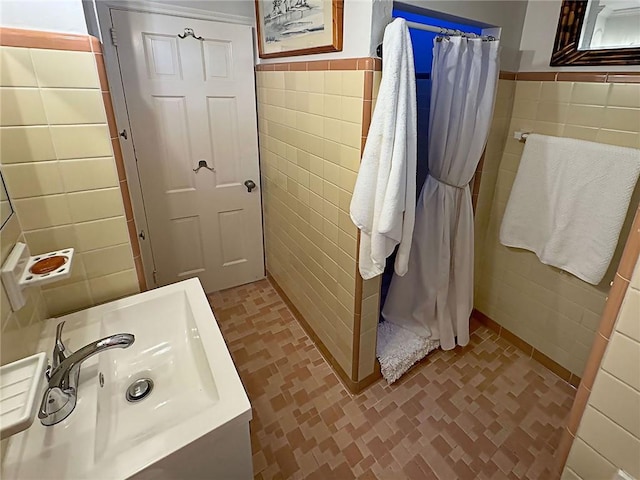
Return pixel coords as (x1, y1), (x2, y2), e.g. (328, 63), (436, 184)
(472, 309), (581, 386)
(551, 0), (640, 66)
(255, 57), (383, 72)
(255, 0), (343, 59)
(554, 204), (640, 475)
(0, 27), (91, 51)
(268, 272), (381, 394)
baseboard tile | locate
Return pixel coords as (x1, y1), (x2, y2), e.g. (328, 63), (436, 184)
(267, 272), (382, 394)
(266, 277), (579, 392)
(472, 309), (581, 388)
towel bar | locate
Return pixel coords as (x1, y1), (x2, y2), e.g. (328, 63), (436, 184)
(513, 131), (530, 143)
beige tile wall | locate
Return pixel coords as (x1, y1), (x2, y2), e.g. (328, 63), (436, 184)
(0, 46), (139, 318)
(475, 80), (640, 376)
(257, 69), (367, 379)
(563, 258), (640, 480)
(0, 214), (48, 365)
(474, 79), (516, 279)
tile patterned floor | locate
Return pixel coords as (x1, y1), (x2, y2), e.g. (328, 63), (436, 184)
(208, 279), (576, 479)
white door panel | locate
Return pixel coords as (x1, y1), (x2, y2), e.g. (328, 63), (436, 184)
(113, 10), (264, 292)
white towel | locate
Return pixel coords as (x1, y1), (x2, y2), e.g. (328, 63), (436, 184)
(349, 18), (417, 280)
(500, 134), (640, 285)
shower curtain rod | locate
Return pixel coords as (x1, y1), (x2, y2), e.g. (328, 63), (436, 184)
(377, 20), (498, 57)
(404, 21), (497, 41)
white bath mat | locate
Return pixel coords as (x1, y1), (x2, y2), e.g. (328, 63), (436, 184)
(376, 321), (440, 384)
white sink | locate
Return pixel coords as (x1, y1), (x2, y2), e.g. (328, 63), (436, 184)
(2, 279), (252, 479)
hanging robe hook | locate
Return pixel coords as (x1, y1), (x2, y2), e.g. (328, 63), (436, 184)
(178, 28), (204, 41)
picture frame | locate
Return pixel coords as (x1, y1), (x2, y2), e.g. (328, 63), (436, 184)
(254, 0), (344, 59)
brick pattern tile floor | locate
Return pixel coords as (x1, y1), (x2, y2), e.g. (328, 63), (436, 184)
(208, 279), (576, 479)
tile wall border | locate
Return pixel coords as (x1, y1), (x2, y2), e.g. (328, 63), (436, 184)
(472, 309), (582, 388)
(255, 57), (382, 72)
(352, 67), (377, 383)
(0, 27), (92, 51)
(502, 70), (640, 83)
(0, 27), (147, 292)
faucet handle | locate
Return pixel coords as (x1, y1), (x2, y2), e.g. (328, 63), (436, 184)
(52, 321), (71, 369)
(55, 321), (66, 350)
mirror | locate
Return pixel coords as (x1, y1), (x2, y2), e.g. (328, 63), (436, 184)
(0, 171), (14, 230)
(551, 0), (640, 66)
(579, 0), (640, 50)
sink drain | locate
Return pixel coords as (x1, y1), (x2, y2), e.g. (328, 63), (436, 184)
(126, 378), (154, 403)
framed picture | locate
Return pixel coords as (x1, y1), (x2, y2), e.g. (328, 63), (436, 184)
(254, 0), (344, 58)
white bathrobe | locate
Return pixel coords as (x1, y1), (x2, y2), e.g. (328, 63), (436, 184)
(349, 18), (417, 280)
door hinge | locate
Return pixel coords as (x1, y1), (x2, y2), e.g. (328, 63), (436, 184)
(152, 270), (158, 286)
(110, 27), (118, 47)
(138, 230), (146, 240)
(119, 129), (128, 140)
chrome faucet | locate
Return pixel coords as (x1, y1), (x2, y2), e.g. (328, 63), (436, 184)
(39, 321), (135, 426)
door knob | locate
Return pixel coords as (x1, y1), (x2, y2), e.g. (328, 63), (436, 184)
(244, 180), (256, 192)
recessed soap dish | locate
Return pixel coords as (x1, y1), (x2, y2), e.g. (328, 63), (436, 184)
(1, 242), (74, 310)
(21, 249), (73, 286)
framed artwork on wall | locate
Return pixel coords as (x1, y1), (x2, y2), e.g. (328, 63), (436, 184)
(254, 0), (344, 58)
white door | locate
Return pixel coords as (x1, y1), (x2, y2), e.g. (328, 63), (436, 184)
(112, 10), (264, 292)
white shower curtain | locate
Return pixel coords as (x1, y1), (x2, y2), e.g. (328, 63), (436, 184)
(382, 36), (500, 351)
